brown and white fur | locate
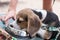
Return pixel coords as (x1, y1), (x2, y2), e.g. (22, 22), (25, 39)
(10, 8), (60, 40)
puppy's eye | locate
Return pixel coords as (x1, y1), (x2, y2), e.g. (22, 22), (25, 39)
(17, 18), (24, 23)
(25, 17), (28, 21)
(17, 19), (23, 23)
(19, 18), (24, 21)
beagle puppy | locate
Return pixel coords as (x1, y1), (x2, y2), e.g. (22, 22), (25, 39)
(10, 8), (60, 40)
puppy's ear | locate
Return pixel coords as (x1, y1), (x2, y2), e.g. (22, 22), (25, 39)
(27, 15), (42, 37)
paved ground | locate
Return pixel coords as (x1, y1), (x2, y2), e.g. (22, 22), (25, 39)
(0, 0), (60, 20)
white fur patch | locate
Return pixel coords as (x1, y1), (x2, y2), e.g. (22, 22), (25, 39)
(19, 30), (27, 36)
(37, 28), (46, 38)
(35, 10), (47, 21)
(10, 20), (20, 29)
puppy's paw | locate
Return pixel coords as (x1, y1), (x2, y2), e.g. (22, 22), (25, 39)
(19, 30), (27, 36)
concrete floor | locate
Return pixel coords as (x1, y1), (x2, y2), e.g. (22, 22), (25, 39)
(0, 0), (60, 20)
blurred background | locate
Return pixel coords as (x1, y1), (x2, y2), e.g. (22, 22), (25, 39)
(0, 0), (60, 20)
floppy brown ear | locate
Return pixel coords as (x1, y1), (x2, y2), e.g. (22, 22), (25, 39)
(27, 15), (42, 37)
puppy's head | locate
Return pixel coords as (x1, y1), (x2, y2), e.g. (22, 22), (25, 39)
(16, 9), (29, 29)
(15, 8), (42, 37)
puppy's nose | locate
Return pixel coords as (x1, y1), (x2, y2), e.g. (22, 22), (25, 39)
(10, 25), (13, 27)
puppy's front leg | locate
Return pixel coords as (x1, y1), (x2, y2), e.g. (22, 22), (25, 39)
(44, 31), (52, 40)
(37, 28), (52, 40)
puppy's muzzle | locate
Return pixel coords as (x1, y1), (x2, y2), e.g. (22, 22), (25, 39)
(9, 21), (20, 30)
(8, 21), (30, 37)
